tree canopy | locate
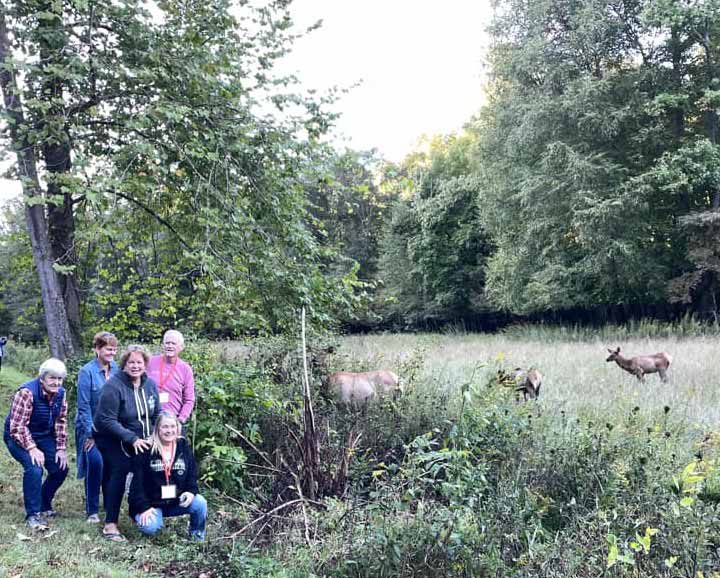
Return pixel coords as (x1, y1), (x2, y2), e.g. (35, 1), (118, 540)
(3, 0), (720, 345)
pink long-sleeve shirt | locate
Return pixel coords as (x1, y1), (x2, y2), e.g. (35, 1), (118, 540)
(146, 356), (196, 423)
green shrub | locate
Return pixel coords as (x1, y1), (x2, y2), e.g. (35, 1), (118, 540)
(3, 341), (47, 375)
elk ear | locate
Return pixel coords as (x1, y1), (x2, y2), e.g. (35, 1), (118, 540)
(616, 347), (621, 353)
(607, 348), (613, 353)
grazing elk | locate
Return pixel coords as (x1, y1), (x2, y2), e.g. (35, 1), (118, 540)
(606, 347), (672, 383)
(328, 370), (401, 405)
(511, 367), (543, 401)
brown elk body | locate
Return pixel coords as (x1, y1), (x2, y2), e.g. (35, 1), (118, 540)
(328, 370), (401, 405)
(511, 368), (542, 401)
(606, 347), (672, 382)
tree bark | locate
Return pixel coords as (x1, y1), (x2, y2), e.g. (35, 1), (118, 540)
(39, 0), (82, 351)
(0, 9), (75, 359)
(702, 26), (719, 208)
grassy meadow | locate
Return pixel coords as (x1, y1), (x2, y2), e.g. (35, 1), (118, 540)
(1, 325), (720, 576)
(338, 330), (720, 426)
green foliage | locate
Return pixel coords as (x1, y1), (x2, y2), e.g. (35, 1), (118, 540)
(298, 374), (719, 577)
(191, 347), (286, 494)
(0, 0), (364, 347)
(377, 134), (493, 328)
(474, 0), (720, 318)
(2, 341), (48, 376)
(0, 203), (44, 342)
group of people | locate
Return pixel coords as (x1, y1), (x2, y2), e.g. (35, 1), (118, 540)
(3, 330), (207, 543)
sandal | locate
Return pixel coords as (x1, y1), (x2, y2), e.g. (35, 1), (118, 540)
(102, 531), (127, 542)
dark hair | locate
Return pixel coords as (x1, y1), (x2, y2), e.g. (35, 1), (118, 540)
(92, 331), (118, 350)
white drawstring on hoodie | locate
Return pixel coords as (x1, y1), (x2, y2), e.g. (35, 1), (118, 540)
(133, 386), (151, 439)
(121, 385), (151, 457)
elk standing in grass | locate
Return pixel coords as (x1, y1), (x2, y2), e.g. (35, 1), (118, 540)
(328, 370), (401, 405)
(606, 347), (672, 383)
(511, 368), (542, 401)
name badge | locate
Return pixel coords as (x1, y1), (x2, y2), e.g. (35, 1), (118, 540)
(161, 484), (177, 499)
(159, 392), (170, 404)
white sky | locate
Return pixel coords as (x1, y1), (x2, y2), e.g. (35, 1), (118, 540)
(0, 0), (492, 206)
(282, 0), (491, 160)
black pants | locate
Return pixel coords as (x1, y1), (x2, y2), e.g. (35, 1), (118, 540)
(95, 436), (133, 524)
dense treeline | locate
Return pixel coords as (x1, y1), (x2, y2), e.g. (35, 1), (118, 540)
(3, 0), (720, 344)
(365, 0), (720, 330)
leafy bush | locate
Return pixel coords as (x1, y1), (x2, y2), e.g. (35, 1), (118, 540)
(2, 341), (47, 375)
(244, 367), (720, 577)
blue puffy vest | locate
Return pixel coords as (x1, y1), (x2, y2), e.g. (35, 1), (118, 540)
(4, 378), (65, 440)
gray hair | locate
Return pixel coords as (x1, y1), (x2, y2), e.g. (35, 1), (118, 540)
(38, 358), (67, 379)
(163, 330), (185, 347)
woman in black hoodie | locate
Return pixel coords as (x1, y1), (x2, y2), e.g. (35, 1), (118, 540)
(94, 344), (159, 542)
(129, 412), (207, 541)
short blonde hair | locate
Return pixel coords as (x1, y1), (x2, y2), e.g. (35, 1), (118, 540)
(38, 358), (67, 379)
(119, 344), (150, 369)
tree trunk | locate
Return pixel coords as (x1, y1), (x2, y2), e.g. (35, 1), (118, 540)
(702, 27), (719, 209)
(47, 184), (82, 351)
(39, 0), (82, 351)
(0, 9), (75, 359)
(695, 270), (719, 323)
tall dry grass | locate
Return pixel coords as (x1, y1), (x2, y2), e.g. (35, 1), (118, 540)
(336, 332), (720, 427)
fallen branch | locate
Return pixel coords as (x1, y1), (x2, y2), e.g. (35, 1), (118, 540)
(214, 498), (327, 542)
(290, 468), (313, 547)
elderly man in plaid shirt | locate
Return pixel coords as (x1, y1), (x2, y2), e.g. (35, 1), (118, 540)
(3, 358), (69, 530)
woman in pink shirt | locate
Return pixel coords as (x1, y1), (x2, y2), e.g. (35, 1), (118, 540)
(146, 330), (195, 424)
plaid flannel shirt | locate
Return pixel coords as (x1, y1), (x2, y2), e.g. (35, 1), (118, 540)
(8, 388), (68, 451)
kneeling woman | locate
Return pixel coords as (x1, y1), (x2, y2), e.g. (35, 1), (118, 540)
(129, 412), (207, 541)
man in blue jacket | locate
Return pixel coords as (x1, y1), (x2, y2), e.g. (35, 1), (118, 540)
(3, 358), (69, 530)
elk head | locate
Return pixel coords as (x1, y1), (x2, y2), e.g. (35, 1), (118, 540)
(606, 347), (621, 362)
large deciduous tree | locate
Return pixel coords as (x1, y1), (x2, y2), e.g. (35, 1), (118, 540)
(377, 134), (492, 328)
(476, 0), (720, 317)
(0, 0), (355, 355)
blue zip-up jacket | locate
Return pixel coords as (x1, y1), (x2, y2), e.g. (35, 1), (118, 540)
(74, 358), (117, 478)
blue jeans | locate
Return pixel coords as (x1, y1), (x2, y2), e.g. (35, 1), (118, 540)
(84, 445), (103, 516)
(135, 494), (207, 540)
(4, 434), (68, 517)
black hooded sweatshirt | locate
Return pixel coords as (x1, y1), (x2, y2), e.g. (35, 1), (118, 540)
(128, 437), (200, 516)
(93, 370), (160, 452)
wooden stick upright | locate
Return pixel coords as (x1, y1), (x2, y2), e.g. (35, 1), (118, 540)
(300, 307), (320, 500)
